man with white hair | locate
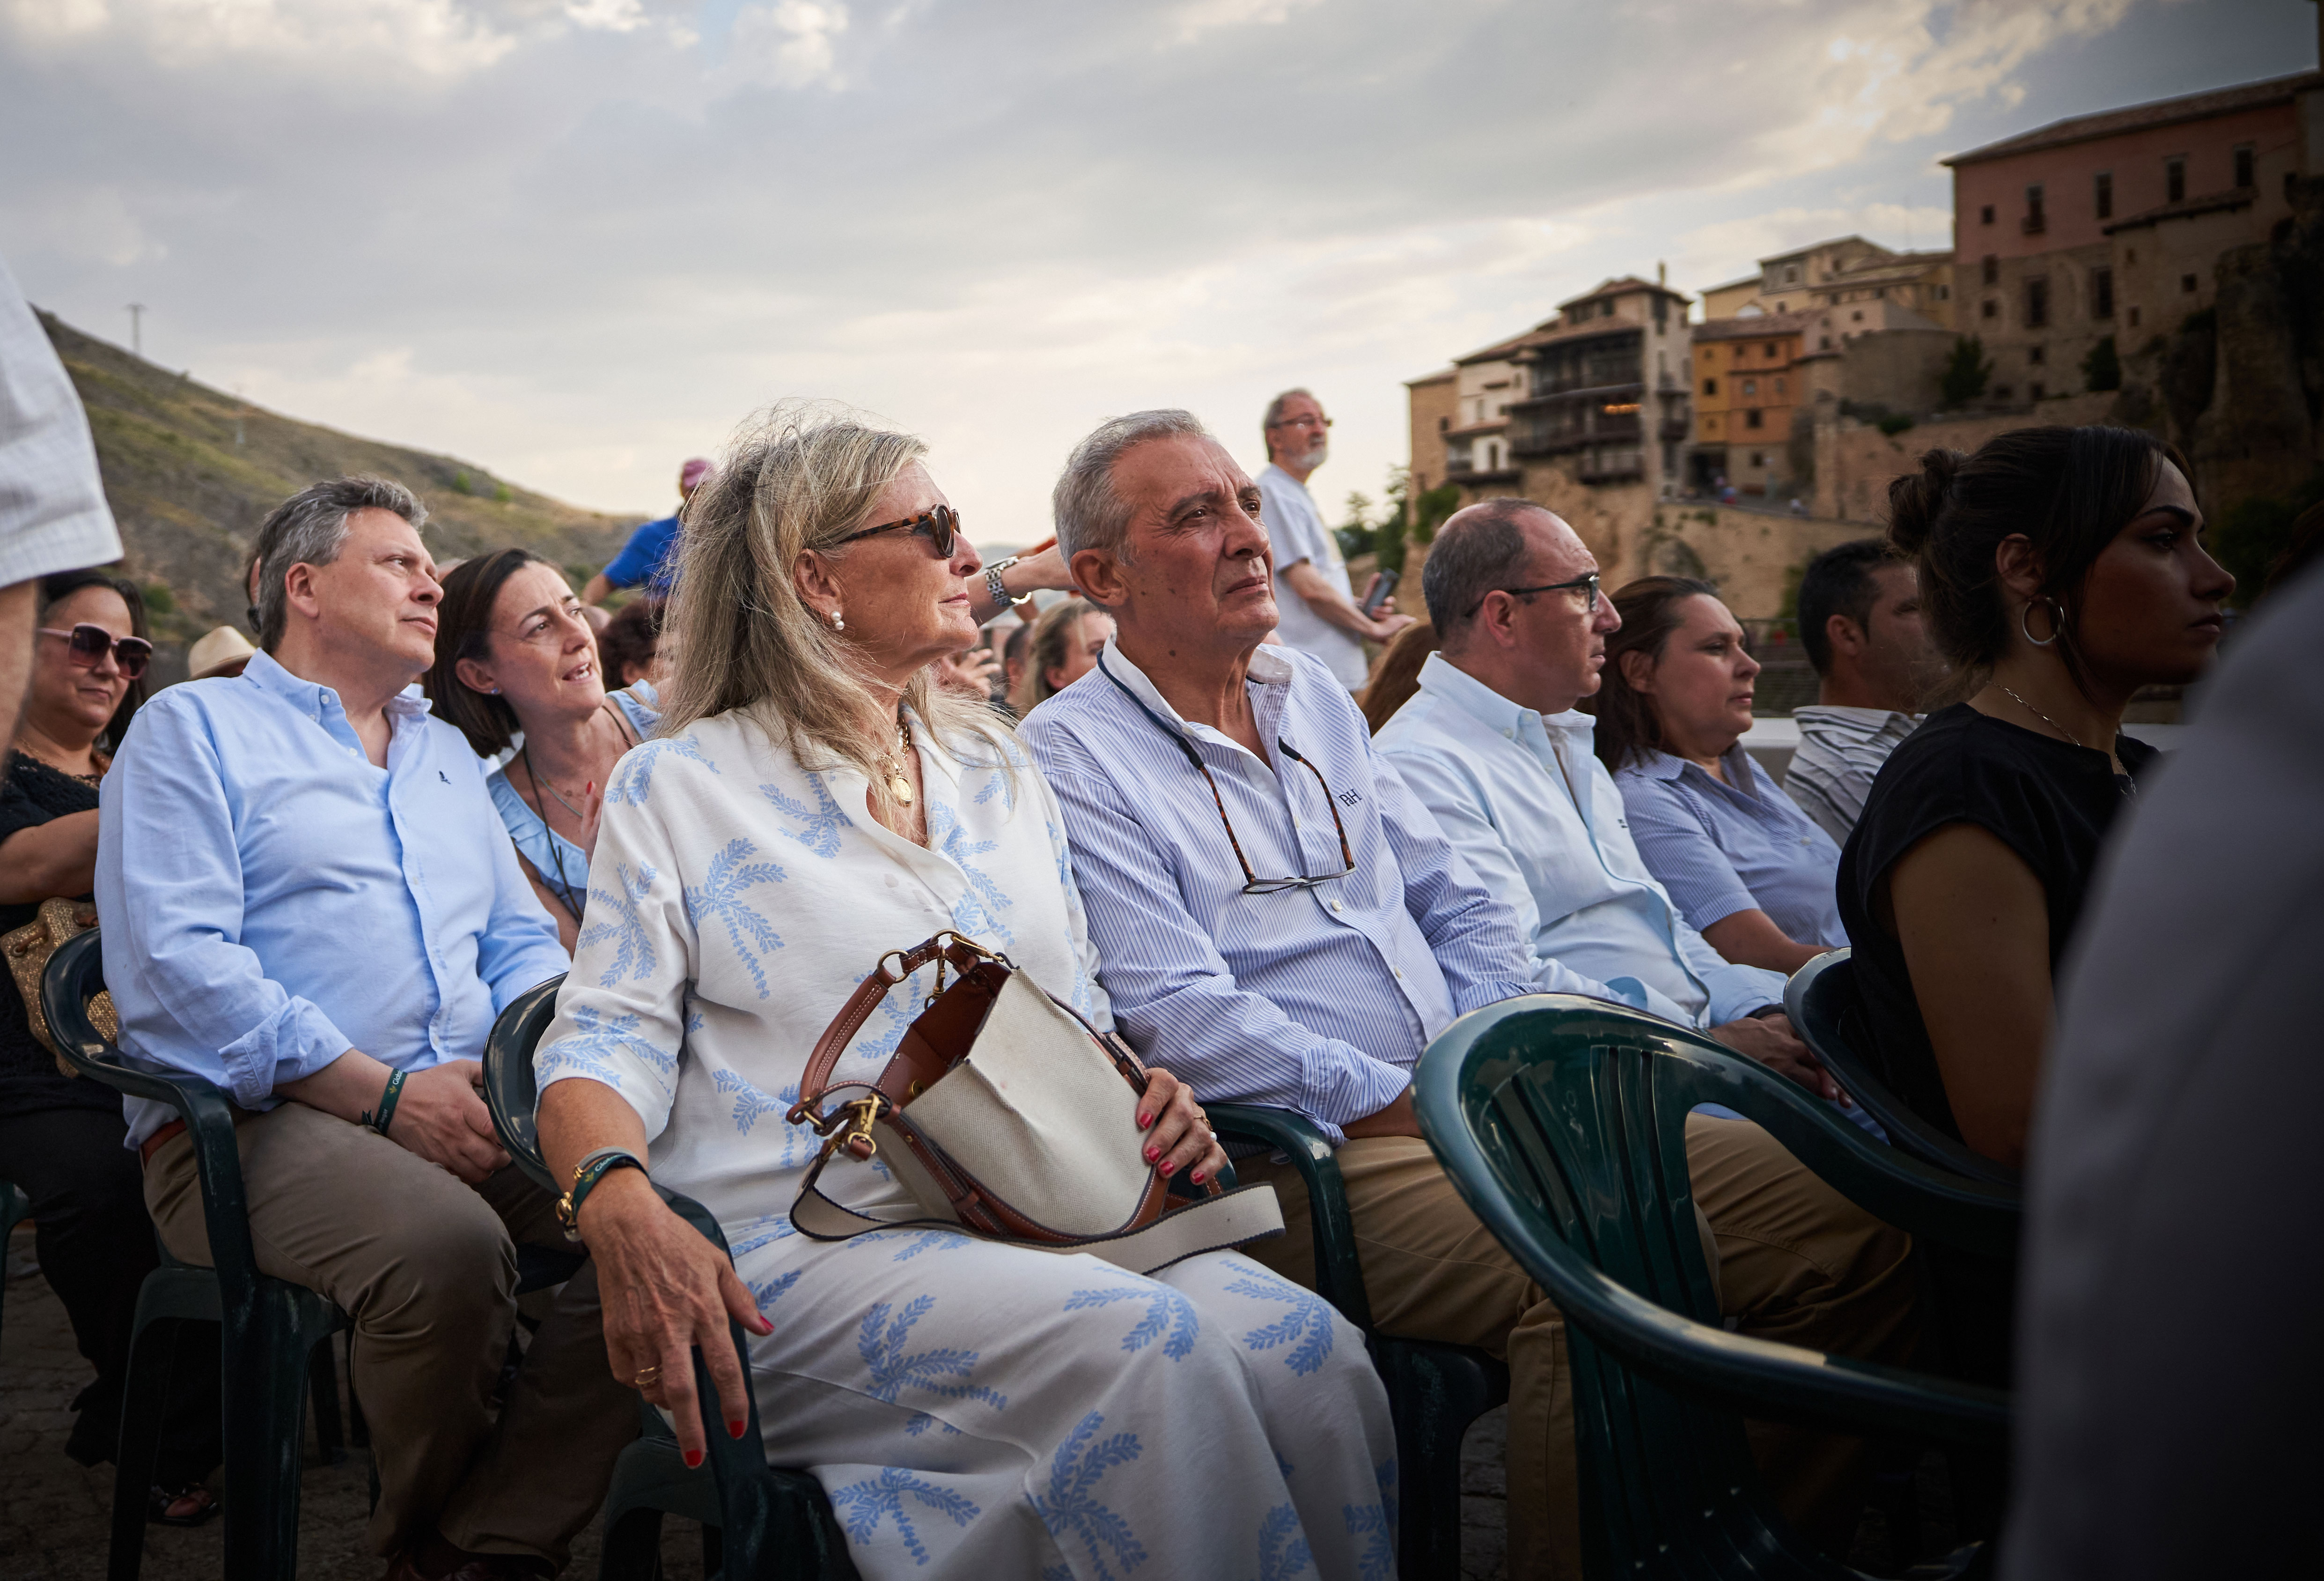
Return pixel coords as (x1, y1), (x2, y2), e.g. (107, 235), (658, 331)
(1256, 388), (1409, 687)
(1019, 411), (1916, 1580)
(99, 476), (630, 1581)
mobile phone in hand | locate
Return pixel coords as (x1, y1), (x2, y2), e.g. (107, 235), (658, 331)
(1361, 568), (1399, 617)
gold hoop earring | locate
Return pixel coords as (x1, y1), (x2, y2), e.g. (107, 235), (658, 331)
(2021, 598), (2063, 648)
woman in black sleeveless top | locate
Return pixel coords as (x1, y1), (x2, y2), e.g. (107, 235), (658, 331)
(1839, 428), (2233, 1174)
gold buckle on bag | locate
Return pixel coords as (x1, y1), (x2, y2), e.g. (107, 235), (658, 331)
(807, 1095), (888, 1163)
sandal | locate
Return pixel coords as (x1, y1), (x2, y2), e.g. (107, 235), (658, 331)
(147, 1483), (221, 1528)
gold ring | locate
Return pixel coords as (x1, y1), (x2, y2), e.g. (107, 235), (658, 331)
(632, 1365), (661, 1389)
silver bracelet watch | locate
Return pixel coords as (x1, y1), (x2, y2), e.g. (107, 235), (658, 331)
(983, 555), (1033, 611)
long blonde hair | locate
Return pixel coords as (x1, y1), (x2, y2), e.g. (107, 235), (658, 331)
(658, 403), (1016, 813)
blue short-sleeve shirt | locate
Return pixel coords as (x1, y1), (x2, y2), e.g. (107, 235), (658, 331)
(601, 514), (681, 595)
(1613, 745), (1845, 949)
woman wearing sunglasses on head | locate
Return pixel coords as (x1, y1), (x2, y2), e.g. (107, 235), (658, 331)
(0, 571), (223, 1525)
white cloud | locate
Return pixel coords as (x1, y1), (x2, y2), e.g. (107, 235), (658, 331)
(720, 0), (851, 89)
(1, 0), (521, 80)
(1168, 0), (1325, 47)
(564, 0), (647, 32)
(3, 0), (2303, 530)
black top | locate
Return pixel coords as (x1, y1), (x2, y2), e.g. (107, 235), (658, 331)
(1836, 703), (2155, 1144)
(0, 750), (118, 1117)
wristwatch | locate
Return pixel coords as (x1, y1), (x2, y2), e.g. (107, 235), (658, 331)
(983, 556), (1034, 611)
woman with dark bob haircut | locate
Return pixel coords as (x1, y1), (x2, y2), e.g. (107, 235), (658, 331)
(1839, 425), (2231, 1176)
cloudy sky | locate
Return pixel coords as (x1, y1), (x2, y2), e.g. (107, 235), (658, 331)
(2, 0), (2310, 540)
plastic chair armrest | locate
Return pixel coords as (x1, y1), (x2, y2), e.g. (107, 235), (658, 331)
(1206, 1103), (1374, 1330)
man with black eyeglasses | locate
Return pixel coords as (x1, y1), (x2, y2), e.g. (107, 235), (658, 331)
(1020, 415), (1916, 1581)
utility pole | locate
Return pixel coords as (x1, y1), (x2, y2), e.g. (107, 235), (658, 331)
(126, 303), (144, 359)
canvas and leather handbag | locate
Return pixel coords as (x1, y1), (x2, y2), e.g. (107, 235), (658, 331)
(787, 931), (1283, 1275)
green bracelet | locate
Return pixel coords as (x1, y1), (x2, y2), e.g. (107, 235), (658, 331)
(361, 1069), (407, 1136)
(557, 1147), (647, 1242)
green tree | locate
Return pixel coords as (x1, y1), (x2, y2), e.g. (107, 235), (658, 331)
(141, 580), (176, 615)
(1334, 490), (1377, 562)
(452, 469), (473, 495)
(2082, 335), (2121, 393)
(1940, 336), (1993, 407)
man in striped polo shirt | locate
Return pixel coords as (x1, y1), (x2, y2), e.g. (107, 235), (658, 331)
(1785, 539), (1936, 845)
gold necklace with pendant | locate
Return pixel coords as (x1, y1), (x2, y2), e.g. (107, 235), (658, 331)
(877, 710), (916, 806)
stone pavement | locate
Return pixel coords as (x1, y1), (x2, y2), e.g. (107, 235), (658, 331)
(2, 1221), (1520, 1580)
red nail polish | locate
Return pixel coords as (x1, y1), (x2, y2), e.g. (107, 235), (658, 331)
(1190, 1170), (1206, 1184)
(728, 1418), (747, 1438)
(684, 1448), (704, 1469)
(1138, 1111), (1153, 1129)
(1144, 1145), (1160, 1162)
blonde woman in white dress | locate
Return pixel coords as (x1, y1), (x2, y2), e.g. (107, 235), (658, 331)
(535, 406), (1396, 1581)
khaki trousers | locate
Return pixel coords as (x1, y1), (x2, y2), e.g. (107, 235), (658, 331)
(143, 1102), (636, 1565)
(1237, 1114), (1917, 1581)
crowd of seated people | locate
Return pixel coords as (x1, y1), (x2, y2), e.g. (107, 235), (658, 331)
(0, 318), (2278, 1581)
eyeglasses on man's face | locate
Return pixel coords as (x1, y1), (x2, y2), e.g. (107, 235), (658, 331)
(840, 503), (962, 557)
(38, 623), (153, 680)
(1266, 414), (1333, 432)
(1464, 571), (1602, 618)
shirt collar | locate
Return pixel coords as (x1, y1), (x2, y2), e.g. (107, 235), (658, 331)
(240, 647), (435, 725)
(1098, 642), (1294, 733)
(1416, 652), (1599, 747)
(1793, 705), (1917, 736)
(1634, 742), (1762, 791)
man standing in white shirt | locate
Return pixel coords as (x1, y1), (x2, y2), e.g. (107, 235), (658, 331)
(1254, 388), (1409, 687)
(1784, 539), (1934, 844)
(0, 256), (124, 730)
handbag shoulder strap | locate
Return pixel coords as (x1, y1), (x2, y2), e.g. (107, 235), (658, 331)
(794, 933), (994, 1113)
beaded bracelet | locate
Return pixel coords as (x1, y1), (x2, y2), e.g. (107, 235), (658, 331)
(360, 1069), (407, 1136)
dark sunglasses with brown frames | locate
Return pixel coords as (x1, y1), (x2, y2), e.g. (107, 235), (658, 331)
(38, 623), (153, 679)
(839, 503), (962, 557)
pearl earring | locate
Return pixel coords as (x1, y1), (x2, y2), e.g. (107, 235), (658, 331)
(830, 610), (845, 632)
(488, 686), (500, 694)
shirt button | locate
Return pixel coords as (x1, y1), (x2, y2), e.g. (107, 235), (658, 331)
(1393, 967), (1405, 980)
(1329, 900), (1344, 914)
(884, 874), (898, 887)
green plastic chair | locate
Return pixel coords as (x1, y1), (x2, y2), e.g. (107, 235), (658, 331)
(484, 976), (858, 1581)
(1785, 950), (2020, 1191)
(42, 928), (345, 1581)
(1413, 993), (2017, 1579)
(1207, 1102), (1510, 1581)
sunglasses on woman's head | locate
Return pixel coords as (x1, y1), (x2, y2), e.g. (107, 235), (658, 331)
(38, 624), (153, 680)
(839, 503), (961, 557)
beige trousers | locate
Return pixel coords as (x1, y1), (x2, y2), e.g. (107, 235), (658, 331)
(143, 1102), (636, 1565)
(1237, 1114), (1918, 1581)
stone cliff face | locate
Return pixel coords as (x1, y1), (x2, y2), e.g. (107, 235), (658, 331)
(2116, 175), (2324, 510)
(38, 313), (637, 683)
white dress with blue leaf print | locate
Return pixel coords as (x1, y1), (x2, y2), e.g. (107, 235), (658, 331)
(537, 708), (1398, 1580)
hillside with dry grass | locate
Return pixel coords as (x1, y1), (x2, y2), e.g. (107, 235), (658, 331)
(39, 313), (639, 682)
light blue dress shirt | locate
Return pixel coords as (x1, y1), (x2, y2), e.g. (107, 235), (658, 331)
(95, 649), (569, 1147)
(1375, 654), (1788, 1029)
(1019, 642), (1621, 1145)
(1614, 744), (1847, 949)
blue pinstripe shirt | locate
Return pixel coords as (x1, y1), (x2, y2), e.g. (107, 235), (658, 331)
(1020, 641), (1613, 1143)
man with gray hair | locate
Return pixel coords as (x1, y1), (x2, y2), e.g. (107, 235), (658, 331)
(96, 477), (632, 1580)
(1021, 420), (1913, 1579)
(1256, 387), (1409, 687)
